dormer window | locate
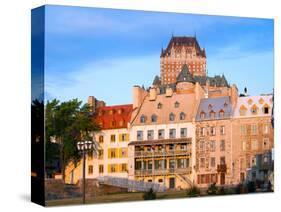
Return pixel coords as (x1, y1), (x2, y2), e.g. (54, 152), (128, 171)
(151, 114), (157, 123)
(200, 111), (206, 119)
(180, 112), (186, 120)
(175, 101), (180, 108)
(109, 109), (114, 115)
(140, 115), (147, 123)
(119, 120), (124, 127)
(169, 113), (175, 121)
(208, 104), (212, 110)
(251, 105), (258, 115)
(224, 102), (228, 108)
(98, 110), (104, 116)
(157, 103), (162, 109)
(263, 104), (269, 114)
(117, 109), (123, 114)
(247, 99), (253, 105)
(239, 105), (247, 116)
(219, 110), (225, 118)
(110, 120), (116, 127)
(259, 98), (264, 104)
(210, 110), (215, 119)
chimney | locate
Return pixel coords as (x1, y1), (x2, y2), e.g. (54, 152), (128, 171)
(230, 85), (238, 107)
(133, 86), (147, 109)
(149, 87), (157, 101)
(165, 87), (173, 97)
(88, 96), (96, 112)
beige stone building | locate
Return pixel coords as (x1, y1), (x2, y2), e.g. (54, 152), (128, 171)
(128, 65), (205, 189)
(231, 95), (274, 183)
(194, 94), (237, 187)
(65, 102), (133, 184)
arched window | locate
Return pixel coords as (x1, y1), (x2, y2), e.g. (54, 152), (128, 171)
(251, 104), (259, 115)
(247, 99), (253, 105)
(200, 111), (206, 119)
(169, 113), (175, 121)
(239, 105), (247, 116)
(140, 115), (146, 123)
(119, 119), (124, 126)
(180, 112), (186, 120)
(219, 109), (225, 117)
(209, 110), (215, 119)
(263, 104), (270, 114)
(174, 101), (180, 108)
(151, 114), (157, 123)
(157, 102), (163, 109)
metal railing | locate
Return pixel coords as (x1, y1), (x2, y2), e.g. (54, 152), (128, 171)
(135, 167), (192, 176)
(97, 176), (167, 192)
(135, 149), (191, 158)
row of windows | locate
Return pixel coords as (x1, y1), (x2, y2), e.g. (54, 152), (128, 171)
(98, 108), (124, 116)
(99, 120), (126, 128)
(199, 156), (225, 168)
(98, 133), (129, 143)
(197, 174), (218, 184)
(239, 105), (270, 116)
(135, 158), (190, 170)
(87, 163), (128, 175)
(137, 128), (188, 141)
(199, 126), (225, 136)
(240, 124), (270, 135)
(140, 112), (186, 123)
(199, 110), (225, 119)
(241, 138), (270, 151)
(199, 140), (226, 152)
(107, 148), (128, 159)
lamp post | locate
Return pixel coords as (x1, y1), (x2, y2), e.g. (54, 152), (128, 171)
(77, 140), (98, 204)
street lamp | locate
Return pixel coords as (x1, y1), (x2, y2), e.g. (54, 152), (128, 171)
(76, 140), (100, 204)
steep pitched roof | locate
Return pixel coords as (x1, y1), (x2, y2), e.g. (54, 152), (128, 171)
(161, 36), (206, 57)
(176, 64), (196, 84)
(94, 104), (133, 130)
(152, 75), (161, 86)
(193, 75), (230, 87)
(196, 96), (232, 121)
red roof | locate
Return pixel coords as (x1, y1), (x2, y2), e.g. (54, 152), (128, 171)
(93, 104), (133, 130)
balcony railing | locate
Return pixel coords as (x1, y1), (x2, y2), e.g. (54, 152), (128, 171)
(134, 149), (191, 158)
(135, 167), (192, 176)
(217, 164), (227, 173)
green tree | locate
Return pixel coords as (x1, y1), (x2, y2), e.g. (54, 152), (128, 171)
(143, 188), (156, 200)
(207, 183), (218, 195)
(45, 99), (100, 179)
(187, 185), (200, 197)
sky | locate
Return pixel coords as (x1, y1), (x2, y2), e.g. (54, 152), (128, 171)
(43, 5), (274, 105)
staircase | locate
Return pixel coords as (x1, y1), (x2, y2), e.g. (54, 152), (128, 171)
(98, 176), (167, 192)
(174, 173), (193, 188)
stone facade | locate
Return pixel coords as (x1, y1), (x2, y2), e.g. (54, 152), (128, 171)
(64, 36), (274, 191)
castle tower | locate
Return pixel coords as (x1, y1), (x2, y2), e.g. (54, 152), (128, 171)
(160, 36), (206, 85)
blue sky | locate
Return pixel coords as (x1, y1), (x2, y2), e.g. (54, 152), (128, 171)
(44, 5), (274, 105)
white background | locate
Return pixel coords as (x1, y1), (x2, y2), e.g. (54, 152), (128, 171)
(0, 0), (280, 211)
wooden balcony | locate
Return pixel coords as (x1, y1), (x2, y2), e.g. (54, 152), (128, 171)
(135, 167), (192, 176)
(217, 164), (227, 173)
(134, 149), (191, 158)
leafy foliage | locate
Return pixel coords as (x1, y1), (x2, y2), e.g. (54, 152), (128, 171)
(143, 188), (156, 200)
(247, 181), (256, 193)
(45, 99), (100, 177)
(187, 185), (200, 197)
(207, 183), (218, 195)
